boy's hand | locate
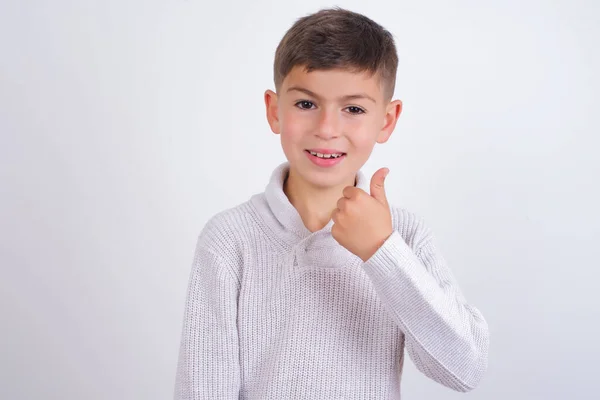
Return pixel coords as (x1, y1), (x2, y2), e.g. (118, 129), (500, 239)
(331, 168), (394, 262)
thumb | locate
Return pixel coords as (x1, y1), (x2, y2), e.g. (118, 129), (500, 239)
(370, 167), (389, 205)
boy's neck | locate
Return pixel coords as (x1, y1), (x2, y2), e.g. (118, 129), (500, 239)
(283, 167), (356, 233)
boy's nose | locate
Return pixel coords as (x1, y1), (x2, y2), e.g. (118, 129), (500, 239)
(315, 109), (341, 139)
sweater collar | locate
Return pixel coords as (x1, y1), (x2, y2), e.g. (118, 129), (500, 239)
(263, 161), (371, 248)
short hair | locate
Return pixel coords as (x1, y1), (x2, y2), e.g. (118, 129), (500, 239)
(273, 7), (398, 101)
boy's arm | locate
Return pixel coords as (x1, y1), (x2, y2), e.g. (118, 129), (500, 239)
(361, 229), (489, 392)
(174, 239), (241, 399)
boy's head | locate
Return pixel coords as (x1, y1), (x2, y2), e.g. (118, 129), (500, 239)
(265, 7), (403, 189)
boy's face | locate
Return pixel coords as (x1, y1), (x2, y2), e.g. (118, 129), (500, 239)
(265, 65), (402, 189)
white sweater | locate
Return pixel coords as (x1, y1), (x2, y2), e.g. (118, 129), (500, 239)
(174, 162), (489, 399)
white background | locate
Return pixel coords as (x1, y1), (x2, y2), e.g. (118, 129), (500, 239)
(1, 0), (599, 399)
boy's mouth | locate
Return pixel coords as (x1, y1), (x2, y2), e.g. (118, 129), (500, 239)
(305, 149), (347, 159)
(304, 149), (347, 168)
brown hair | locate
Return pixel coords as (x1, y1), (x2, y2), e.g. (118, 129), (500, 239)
(273, 7), (398, 101)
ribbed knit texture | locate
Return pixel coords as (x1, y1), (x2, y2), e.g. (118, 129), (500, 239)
(174, 162), (489, 399)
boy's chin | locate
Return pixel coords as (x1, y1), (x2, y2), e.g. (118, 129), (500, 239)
(293, 159), (357, 189)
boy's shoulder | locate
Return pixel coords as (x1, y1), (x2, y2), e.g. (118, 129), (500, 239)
(195, 197), (258, 262)
(194, 191), (280, 264)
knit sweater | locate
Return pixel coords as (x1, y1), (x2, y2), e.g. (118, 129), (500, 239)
(174, 162), (489, 399)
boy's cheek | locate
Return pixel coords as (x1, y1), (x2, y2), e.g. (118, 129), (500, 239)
(280, 117), (311, 139)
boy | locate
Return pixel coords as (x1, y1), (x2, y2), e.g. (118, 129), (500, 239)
(174, 7), (489, 399)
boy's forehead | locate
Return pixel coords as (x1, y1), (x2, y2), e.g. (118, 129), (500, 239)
(281, 65), (384, 101)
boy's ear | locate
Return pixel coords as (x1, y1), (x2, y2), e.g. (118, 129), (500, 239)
(264, 90), (281, 134)
(376, 99), (403, 144)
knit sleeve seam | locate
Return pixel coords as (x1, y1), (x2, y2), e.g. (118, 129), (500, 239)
(201, 245), (241, 287)
(414, 234), (434, 258)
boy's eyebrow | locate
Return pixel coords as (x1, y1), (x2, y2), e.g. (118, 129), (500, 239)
(287, 86), (377, 104)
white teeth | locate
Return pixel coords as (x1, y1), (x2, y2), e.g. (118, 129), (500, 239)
(309, 151), (344, 159)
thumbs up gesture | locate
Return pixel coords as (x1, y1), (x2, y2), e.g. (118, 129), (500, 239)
(331, 167), (394, 262)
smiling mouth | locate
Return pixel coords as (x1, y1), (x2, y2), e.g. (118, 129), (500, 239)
(305, 150), (347, 159)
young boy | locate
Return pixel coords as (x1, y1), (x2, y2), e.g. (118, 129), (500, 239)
(174, 7), (489, 399)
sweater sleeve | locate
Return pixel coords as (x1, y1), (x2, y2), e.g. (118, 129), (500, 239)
(361, 229), (489, 392)
(174, 239), (241, 399)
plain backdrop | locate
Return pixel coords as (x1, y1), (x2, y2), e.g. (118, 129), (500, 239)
(1, 0), (599, 399)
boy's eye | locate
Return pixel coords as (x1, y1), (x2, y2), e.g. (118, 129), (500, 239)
(295, 100), (315, 110)
(346, 106), (365, 115)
